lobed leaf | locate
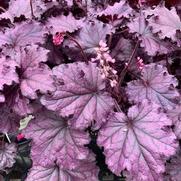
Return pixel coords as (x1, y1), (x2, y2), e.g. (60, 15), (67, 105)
(0, 143), (17, 172)
(26, 156), (99, 181)
(0, 0), (46, 22)
(98, 100), (178, 180)
(127, 13), (170, 56)
(41, 62), (114, 129)
(23, 109), (90, 168)
(145, 5), (181, 43)
(126, 63), (180, 110)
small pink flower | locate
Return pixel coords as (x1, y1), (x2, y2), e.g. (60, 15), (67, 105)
(110, 79), (118, 87)
(17, 133), (25, 141)
(53, 33), (64, 45)
(137, 57), (144, 70)
(93, 40), (118, 87)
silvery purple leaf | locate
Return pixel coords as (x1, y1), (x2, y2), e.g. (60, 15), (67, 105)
(98, 0), (133, 18)
(126, 63), (180, 110)
(64, 20), (113, 54)
(111, 37), (133, 62)
(0, 21), (46, 49)
(20, 64), (55, 99)
(26, 156), (99, 181)
(6, 89), (34, 116)
(0, 143), (17, 172)
(0, 105), (20, 133)
(0, 0), (46, 22)
(0, 57), (19, 91)
(98, 100), (178, 180)
(15, 45), (55, 99)
(164, 151), (181, 181)
(167, 105), (181, 139)
(46, 14), (83, 34)
(145, 5), (181, 43)
(41, 62), (114, 129)
(23, 109), (90, 168)
(127, 13), (170, 56)
(15, 45), (49, 68)
(167, 105), (181, 124)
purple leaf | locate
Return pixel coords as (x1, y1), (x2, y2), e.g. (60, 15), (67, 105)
(23, 109), (90, 168)
(26, 157), (99, 181)
(127, 13), (170, 56)
(16, 45), (55, 99)
(164, 150), (181, 181)
(167, 105), (181, 139)
(41, 62), (114, 129)
(97, 100), (178, 180)
(98, 0), (133, 18)
(0, 0), (46, 22)
(145, 5), (181, 43)
(0, 105), (20, 133)
(0, 21), (46, 49)
(126, 63), (180, 110)
(0, 143), (17, 171)
(6, 89), (34, 116)
(64, 20), (113, 54)
(0, 57), (19, 91)
(111, 37), (133, 62)
(20, 64), (55, 99)
(46, 14), (83, 34)
(15, 45), (49, 68)
(167, 105), (181, 124)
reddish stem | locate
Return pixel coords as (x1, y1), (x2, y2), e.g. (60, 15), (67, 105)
(65, 33), (88, 63)
(115, 28), (129, 35)
(30, 0), (35, 18)
(118, 41), (139, 87)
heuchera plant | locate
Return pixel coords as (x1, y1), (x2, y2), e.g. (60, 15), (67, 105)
(0, 0), (180, 180)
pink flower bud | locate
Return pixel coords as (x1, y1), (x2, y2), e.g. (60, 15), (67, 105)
(110, 79), (117, 87)
(136, 57), (144, 70)
(53, 33), (64, 45)
(17, 133), (25, 141)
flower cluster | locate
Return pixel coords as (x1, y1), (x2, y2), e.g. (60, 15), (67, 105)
(136, 56), (144, 70)
(92, 40), (118, 87)
(53, 32), (64, 46)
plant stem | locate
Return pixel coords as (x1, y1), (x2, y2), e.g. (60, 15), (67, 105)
(127, 69), (143, 80)
(108, 33), (113, 48)
(165, 57), (170, 73)
(118, 41), (139, 87)
(30, 0), (35, 18)
(65, 33), (88, 63)
(0, 6), (6, 12)
(114, 99), (122, 112)
(115, 28), (129, 35)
